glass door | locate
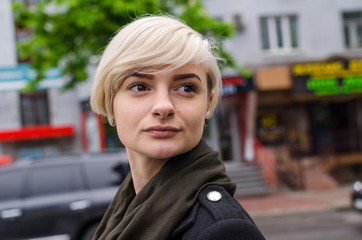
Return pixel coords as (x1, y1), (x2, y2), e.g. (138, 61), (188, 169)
(204, 102), (241, 162)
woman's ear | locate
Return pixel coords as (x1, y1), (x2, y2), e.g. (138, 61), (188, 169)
(205, 90), (214, 119)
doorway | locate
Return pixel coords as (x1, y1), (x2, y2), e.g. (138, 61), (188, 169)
(204, 102), (242, 162)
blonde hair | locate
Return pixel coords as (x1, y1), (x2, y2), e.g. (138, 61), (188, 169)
(90, 15), (222, 118)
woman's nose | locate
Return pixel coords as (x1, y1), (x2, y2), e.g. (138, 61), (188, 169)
(151, 89), (175, 119)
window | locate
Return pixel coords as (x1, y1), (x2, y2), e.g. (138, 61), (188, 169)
(28, 165), (83, 197)
(20, 90), (49, 126)
(260, 15), (298, 51)
(232, 14), (245, 32)
(84, 161), (126, 189)
(15, 27), (31, 63)
(20, 0), (39, 7)
(0, 169), (26, 201)
(343, 11), (362, 48)
(15, 1), (39, 62)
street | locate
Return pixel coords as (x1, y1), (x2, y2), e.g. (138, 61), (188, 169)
(253, 209), (362, 240)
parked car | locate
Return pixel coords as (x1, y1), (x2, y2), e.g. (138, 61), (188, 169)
(0, 151), (129, 240)
(352, 179), (362, 212)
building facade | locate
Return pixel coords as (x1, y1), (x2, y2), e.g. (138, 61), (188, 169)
(5, 0), (360, 190)
(0, 0), (253, 169)
(204, 0), (362, 188)
(0, 0), (82, 162)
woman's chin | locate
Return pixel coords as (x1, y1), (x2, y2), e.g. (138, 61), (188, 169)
(146, 145), (182, 160)
(148, 150), (177, 160)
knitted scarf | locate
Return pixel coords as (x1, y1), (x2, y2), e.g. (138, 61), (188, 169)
(93, 140), (236, 240)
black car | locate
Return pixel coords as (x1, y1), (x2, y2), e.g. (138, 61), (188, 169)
(0, 152), (129, 240)
(352, 180), (362, 212)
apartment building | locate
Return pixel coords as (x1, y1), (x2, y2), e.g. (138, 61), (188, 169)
(204, 0), (362, 188)
(0, 0), (83, 162)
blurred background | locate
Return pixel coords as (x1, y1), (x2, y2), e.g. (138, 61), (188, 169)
(1, 0), (362, 239)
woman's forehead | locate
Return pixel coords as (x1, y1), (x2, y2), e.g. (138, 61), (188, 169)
(134, 63), (207, 76)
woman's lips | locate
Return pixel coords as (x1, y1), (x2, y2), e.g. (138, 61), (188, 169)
(144, 126), (180, 138)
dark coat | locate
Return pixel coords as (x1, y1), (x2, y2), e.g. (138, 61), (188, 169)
(170, 185), (266, 240)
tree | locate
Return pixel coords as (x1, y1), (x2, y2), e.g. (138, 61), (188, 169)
(13, 0), (238, 91)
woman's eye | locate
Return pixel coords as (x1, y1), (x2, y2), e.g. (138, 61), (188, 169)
(178, 83), (198, 93)
(128, 83), (148, 92)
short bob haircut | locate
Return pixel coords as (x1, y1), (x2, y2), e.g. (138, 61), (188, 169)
(90, 15), (222, 119)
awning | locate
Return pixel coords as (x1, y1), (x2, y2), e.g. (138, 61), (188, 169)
(0, 125), (74, 142)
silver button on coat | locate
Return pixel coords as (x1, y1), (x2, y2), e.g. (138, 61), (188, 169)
(207, 191), (222, 202)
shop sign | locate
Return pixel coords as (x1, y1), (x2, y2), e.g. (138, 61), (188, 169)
(222, 76), (253, 96)
(257, 109), (285, 145)
(291, 58), (362, 96)
(0, 64), (62, 91)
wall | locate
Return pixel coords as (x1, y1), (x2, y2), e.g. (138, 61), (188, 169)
(204, 0), (362, 67)
(0, 0), (82, 158)
(0, 0), (16, 67)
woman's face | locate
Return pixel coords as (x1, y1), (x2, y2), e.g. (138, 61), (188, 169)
(113, 64), (213, 160)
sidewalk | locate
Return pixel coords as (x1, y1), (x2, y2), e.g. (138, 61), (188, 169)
(236, 185), (352, 217)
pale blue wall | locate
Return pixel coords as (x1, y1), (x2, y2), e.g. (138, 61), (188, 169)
(204, 0), (362, 67)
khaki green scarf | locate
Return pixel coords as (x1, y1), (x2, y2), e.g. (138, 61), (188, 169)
(93, 140), (236, 240)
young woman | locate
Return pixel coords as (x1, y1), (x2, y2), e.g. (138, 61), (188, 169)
(90, 15), (265, 240)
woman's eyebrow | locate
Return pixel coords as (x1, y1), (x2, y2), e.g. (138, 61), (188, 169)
(173, 73), (201, 82)
(130, 72), (154, 79)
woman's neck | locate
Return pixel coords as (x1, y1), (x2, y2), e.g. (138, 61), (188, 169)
(126, 148), (169, 194)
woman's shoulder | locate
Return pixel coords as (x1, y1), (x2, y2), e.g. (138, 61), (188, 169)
(170, 185), (266, 240)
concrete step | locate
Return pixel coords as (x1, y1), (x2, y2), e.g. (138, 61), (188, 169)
(225, 162), (270, 197)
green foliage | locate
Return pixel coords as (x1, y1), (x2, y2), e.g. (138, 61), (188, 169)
(13, 0), (240, 91)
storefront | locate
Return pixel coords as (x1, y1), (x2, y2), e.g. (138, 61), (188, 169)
(203, 75), (254, 163)
(255, 57), (362, 188)
(0, 64), (78, 160)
